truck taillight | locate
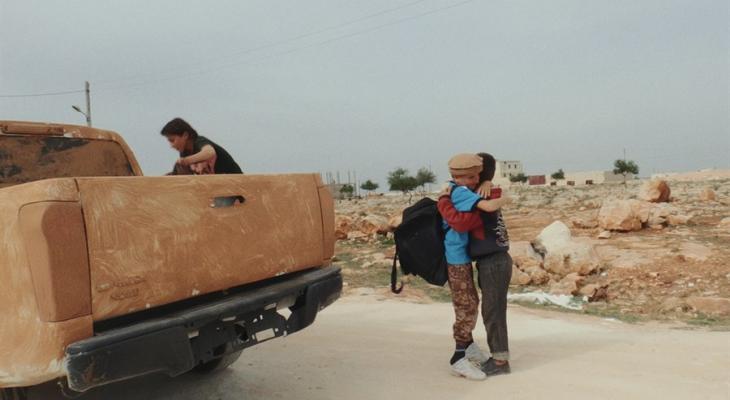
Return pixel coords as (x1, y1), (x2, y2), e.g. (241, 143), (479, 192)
(19, 202), (91, 322)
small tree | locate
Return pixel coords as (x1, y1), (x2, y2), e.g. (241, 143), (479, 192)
(415, 167), (436, 192)
(551, 168), (565, 180)
(387, 168), (419, 195)
(360, 180), (379, 194)
(613, 159), (639, 185)
(339, 184), (354, 198)
(509, 173), (528, 184)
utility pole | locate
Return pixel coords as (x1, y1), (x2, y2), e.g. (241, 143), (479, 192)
(72, 81), (92, 127)
(85, 81), (92, 127)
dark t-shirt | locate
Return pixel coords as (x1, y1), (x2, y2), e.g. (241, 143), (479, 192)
(469, 210), (510, 258)
(181, 136), (242, 174)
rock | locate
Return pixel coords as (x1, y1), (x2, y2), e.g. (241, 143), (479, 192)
(524, 266), (550, 285)
(630, 201), (654, 223)
(597, 230), (612, 239)
(532, 221), (572, 255)
(719, 217), (730, 228)
(698, 187), (716, 202)
(660, 297), (685, 313)
(549, 273), (583, 296)
(570, 217), (598, 229)
(358, 215), (390, 235)
(510, 241), (542, 270)
(598, 200), (643, 231)
(335, 215), (354, 239)
(347, 231), (367, 240)
(578, 283), (599, 297)
(510, 266), (532, 285)
(667, 214), (692, 226)
(686, 297), (730, 316)
(533, 221), (601, 276)
(589, 285), (609, 302)
(387, 214), (403, 230)
(679, 243), (712, 262)
(638, 179), (671, 203)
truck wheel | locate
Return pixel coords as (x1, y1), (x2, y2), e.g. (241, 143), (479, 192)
(0, 388), (28, 400)
(193, 350), (243, 373)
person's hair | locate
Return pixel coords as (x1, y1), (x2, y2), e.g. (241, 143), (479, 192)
(477, 152), (496, 183)
(160, 117), (198, 139)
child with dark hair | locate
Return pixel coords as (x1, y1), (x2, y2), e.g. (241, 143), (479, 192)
(438, 152), (513, 377)
(161, 117), (242, 175)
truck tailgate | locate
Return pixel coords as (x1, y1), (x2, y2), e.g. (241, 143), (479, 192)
(76, 174), (328, 321)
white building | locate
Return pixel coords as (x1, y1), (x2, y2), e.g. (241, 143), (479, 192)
(547, 170), (634, 186)
(493, 160), (523, 184)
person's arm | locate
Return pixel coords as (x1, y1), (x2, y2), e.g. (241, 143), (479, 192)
(474, 196), (512, 212)
(438, 196), (483, 233)
(476, 181), (492, 198)
(178, 144), (216, 166)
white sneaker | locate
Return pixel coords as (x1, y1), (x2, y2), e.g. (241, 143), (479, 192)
(465, 342), (489, 364)
(450, 358), (487, 381)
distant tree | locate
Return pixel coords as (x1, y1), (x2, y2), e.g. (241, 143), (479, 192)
(509, 173), (528, 184)
(415, 167), (436, 192)
(339, 184), (354, 198)
(613, 159), (639, 185)
(387, 168), (419, 195)
(551, 168), (565, 180)
(360, 180), (379, 193)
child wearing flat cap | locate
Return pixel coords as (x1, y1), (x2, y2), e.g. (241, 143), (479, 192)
(441, 153), (511, 380)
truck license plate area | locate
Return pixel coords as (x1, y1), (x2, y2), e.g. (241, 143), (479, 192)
(190, 309), (287, 365)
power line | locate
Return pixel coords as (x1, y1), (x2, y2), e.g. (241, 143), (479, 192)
(1, 0), (478, 98)
(95, 0), (479, 93)
(94, 0), (431, 86)
(0, 89), (84, 98)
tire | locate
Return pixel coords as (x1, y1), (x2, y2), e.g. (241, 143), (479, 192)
(0, 388), (28, 400)
(193, 350), (243, 374)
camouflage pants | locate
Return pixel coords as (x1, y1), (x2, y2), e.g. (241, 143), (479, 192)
(447, 264), (479, 346)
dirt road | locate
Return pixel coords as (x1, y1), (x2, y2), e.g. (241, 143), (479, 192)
(30, 295), (729, 400)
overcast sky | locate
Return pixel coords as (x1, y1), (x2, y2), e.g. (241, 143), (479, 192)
(1, 0), (728, 188)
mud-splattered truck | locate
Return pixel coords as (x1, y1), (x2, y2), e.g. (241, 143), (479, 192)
(0, 121), (341, 399)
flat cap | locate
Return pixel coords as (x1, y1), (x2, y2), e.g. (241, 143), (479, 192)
(448, 153), (483, 177)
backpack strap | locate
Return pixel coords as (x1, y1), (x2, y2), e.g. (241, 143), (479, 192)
(390, 249), (403, 294)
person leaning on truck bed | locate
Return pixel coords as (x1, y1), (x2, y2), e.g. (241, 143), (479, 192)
(161, 117), (243, 175)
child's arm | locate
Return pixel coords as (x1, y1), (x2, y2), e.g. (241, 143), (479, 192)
(178, 145), (216, 166)
(438, 195), (483, 233)
(475, 196), (511, 213)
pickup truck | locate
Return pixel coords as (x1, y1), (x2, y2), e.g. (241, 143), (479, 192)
(0, 121), (341, 399)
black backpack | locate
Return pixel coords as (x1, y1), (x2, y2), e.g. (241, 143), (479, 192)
(391, 197), (448, 294)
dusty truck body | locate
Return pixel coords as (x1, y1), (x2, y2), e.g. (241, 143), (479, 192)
(0, 121), (340, 395)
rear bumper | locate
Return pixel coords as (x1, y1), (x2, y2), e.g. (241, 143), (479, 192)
(65, 266), (342, 392)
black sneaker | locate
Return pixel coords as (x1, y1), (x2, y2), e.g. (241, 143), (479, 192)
(480, 358), (511, 376)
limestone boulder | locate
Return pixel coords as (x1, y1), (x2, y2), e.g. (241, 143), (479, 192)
(510, 266), (532, 286)
(686, 297), (730, 317)
(598, 200), (643, 231)
(698, 187), (716, 202)
(387, 214), (403, 231)
(570, 217), (598, 229)
(358, 215), (391, 235)
(667, 214), (692, 226)
(524, 266), (550, 285)
(335, 215), (354, 240)
(532, 221), (601, 276)
(510, 241), (543, 270)
(549, 273), (584, 296)
(531, 221), (571, 255)
(638, 179), (671, 203)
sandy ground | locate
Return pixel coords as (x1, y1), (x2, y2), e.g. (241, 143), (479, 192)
(30, 295), (729, 400)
